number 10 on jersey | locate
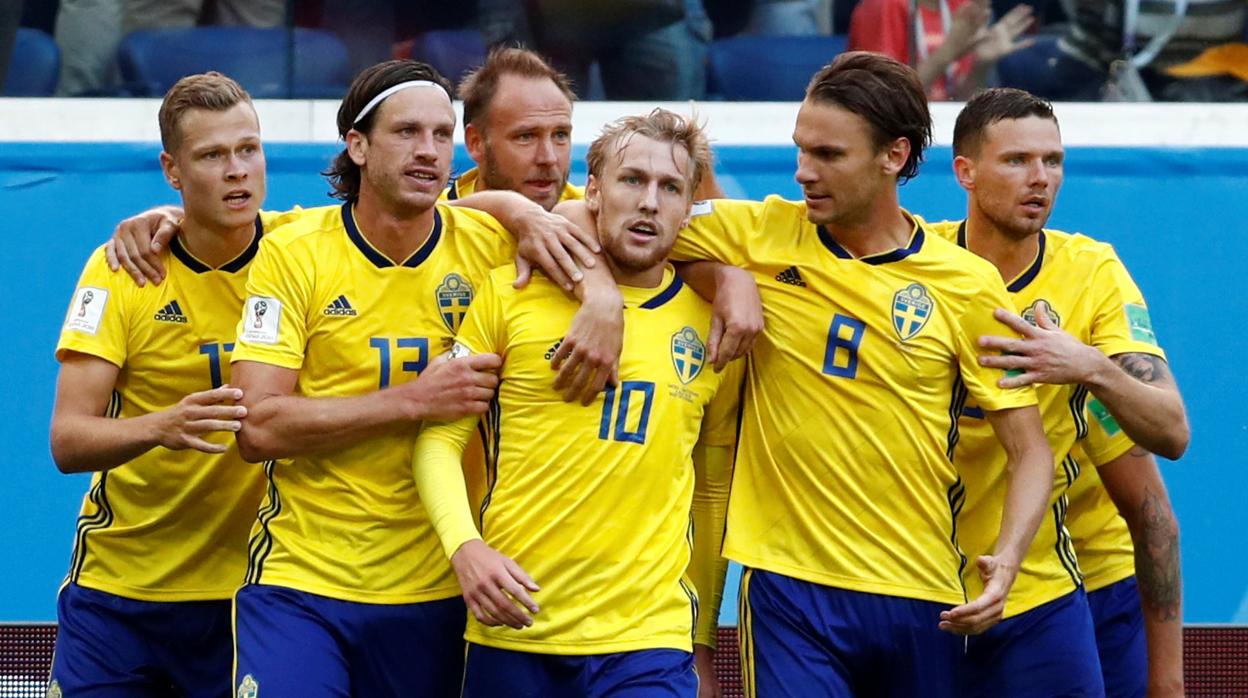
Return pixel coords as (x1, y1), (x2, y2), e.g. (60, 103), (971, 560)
(598, 381), (655, 445)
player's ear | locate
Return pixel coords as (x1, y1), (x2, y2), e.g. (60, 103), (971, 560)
(880, 136), (910, 178)
(585, 174), (601, 215)
(345, 129), (368, 167)
(159, 151), (181, 191)
(952, 155), (976, 191)
(464, 122), (485, 164)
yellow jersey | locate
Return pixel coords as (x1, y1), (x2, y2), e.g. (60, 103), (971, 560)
(673, 197), (1037, 605)
(56, 212), (294, 601)
(930, 220), (1167, 615)
(231, 202), (514, 604)
(416, 266), (724, 653)
(1069, 400), (1139, 591)
(442, 166), (585, 203)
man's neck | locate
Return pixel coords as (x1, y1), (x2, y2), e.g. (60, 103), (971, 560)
(964, 207), (1041, 284)
(353, 188), (437, 263)
(822, 191), (914, 259)
(179, 213), (255, 269)
(606, 256), (665, 289)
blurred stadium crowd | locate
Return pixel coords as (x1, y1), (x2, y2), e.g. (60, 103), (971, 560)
(1, 0), (1246, 102)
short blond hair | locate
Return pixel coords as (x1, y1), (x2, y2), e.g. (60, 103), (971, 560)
(158, 71), (253, 154)
(586, 109), (711, 196)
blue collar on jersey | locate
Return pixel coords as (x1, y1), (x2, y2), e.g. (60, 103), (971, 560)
(956, 219), (1046, 292)
(169, 215), (263, 274)
(342, 202), (443, 269)
(638, 274), (684, 310)
(817, 221), (924, 265)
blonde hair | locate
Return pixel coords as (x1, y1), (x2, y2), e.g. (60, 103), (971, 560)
(158, 71), (253, 154)
(586, 109), (711, 196)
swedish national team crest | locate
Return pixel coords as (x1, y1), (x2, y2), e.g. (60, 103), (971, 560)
(892, 283), (933, 341)
(436, 273), (474, 333)
(1022, 299), (1061, 327)
(671, 327), (706, 385)
(237, 674), (258, 698)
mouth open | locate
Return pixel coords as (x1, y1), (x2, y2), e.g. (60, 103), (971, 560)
(628, 221), (658, 238)
(224, 190), (252, 208)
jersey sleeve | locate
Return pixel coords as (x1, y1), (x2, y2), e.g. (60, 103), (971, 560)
(259, 206), (305, 233)
(56, 247), (133, 368)
(230, 234), (315, 370)
(454, 270), (509, 358)
(1080, 395), (1137, 467)
(1088, 247), (1167, 360)
(412, 272), (511, 559)
(689, 440), (732, 648)
(671, 198), (764, 268)
(440, 204), (518, 270)
(955, 271), (1039, 411)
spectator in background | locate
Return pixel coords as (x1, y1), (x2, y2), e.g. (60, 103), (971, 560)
(743, 0), (832, 34)
(997, 0), (1248, 101)
(53, 0), (283, 96)
(849, 0), (1035, 99)
(479, 0), (712, 100)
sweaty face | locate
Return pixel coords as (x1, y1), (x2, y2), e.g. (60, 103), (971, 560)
(588, 134), (693, 281)
(792, 100), (892, 228)
(164, 102), (266, 233)
(967, 116), (1064, 239)
(353, 86), (455, 215)
(473, 75), (573, 211)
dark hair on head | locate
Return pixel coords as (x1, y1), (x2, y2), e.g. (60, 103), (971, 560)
(158, 71), (253, 153)
(324, 59), (453, 202)
(805, 51), (932, 183)
(458, 47), (575, 133)
(953, 88), (1058, 157)
(586, 108), (712, 197)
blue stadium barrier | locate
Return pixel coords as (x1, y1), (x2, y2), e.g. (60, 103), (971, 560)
(1, 142), (1245, 627)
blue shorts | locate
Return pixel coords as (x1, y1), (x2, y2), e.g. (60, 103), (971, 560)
(233, 584), (467, 698)
(1087, 577), (1147, 698)
(462, 643), (697, 698)
(49, 582), (233, 698)
(739, 568), (963, 698)
(963, 587), (1105, 697)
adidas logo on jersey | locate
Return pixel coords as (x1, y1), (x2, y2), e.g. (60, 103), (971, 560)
(324, 295), (358, 316)
(154, 300), (188, 323)
(775, 266), (806, 287)
(544, 339), (563, 361)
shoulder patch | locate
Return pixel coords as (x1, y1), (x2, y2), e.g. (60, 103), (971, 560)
(64, 286), (108, 335)
(1124, 303), (1157, 345)
(241, 296), (282, 345)
(690, 200), (713, 218)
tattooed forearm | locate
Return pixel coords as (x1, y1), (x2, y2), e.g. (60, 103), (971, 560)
(1134, 485), (1182, 622)
(1114, 353), (1170, 385)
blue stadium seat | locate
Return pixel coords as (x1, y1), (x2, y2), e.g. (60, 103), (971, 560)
(118, 27), (350, 98)
(407, 29), (487, 89)
(707, 34), (849, 101)
(4, 28), (60, 96)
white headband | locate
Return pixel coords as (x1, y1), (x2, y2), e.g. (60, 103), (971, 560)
(352, 80), (449, 126)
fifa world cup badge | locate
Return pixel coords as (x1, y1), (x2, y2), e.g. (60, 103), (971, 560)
(237, 674), (259, 698)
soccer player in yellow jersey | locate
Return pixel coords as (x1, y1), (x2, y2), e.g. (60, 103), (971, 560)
(225, 61), (620, 697)
(667, 52), (1056, 697)
(939, 88), (1187, 698)
(48, 72), (275, 697)
(414, 108), (724, 697)
(445, 47), (583, 210)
